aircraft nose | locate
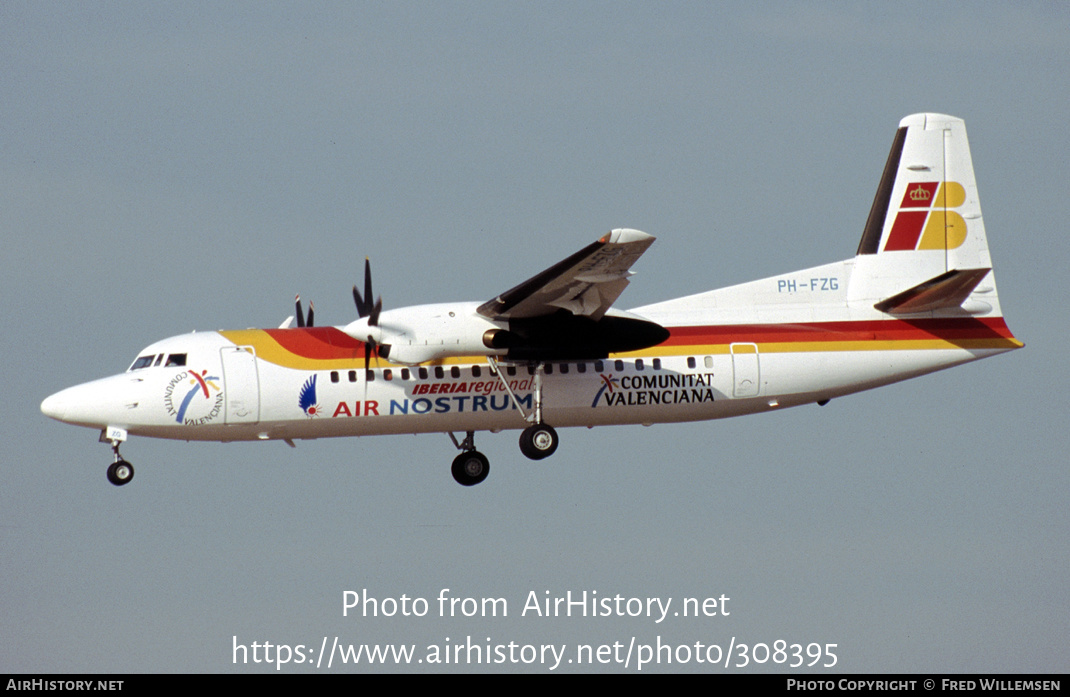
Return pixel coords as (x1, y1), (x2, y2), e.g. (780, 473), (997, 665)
(41, 390), (68, 421)
(41, 376), (139, 428)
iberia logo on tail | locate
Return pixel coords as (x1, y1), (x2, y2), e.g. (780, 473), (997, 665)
(884, 181), (967, 252)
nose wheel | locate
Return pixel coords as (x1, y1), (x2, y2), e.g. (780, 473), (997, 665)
(102, 427), (134, 486)
(107, 459), (135, 486)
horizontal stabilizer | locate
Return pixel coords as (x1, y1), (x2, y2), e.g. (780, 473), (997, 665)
(874, 268), (991, 315)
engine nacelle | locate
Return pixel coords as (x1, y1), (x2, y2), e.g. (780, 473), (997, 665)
(342, 302), (507, 366)
(342, 303), (669, 365)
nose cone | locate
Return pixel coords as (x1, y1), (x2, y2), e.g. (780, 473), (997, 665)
(41, 376), (139, 428)
(41, 390), (68, 421)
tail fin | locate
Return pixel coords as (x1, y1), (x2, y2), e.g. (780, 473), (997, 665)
(849, 113), (1005, 316)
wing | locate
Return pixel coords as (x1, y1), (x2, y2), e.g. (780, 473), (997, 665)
(476, 228), (655, 322)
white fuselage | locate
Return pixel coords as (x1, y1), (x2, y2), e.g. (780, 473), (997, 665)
(40, 269), (1018, 445)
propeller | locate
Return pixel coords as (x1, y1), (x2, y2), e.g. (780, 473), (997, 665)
(294, 295), (315, 328)
(351, 258), (389, 366)
(351, 258), (382, 324)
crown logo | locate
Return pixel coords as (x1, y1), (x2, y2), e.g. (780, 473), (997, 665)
(909, 185), (931, 202)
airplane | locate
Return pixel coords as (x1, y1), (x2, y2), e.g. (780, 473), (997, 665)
(41, 113), (1022, 487)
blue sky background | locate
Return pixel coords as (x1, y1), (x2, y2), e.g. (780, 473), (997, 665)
(2, 2), (1066, 673)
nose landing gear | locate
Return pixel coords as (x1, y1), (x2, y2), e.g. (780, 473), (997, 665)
(101, 426), (134, 487)
(107, 459), (134, 486)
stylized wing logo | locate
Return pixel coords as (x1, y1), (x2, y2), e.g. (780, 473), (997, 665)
(299, 375), (320, 417)
(591, 373), (619, 408)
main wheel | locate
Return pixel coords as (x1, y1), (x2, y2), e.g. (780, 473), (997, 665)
(451, 451), (490, 486)
(519, 424), (558, 460)
(107, 460), (134, 486)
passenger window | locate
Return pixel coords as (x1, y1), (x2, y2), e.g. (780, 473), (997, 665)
(687, 357), (697, 369)
(594, 360), (604, 372)
(471, 366), (481, 378)
(419, 367), (428, 380)
(614, 360), (624, 372)
(704, 356), (714, 369)
(450, 366), (460, 378)
(384, 369), (393, 381)
(401, 368), (411, 380)
(635, 359), (644, 371)
(348, 370), (358, 383)
(544, 364), (553, 375)
(653, 358), (661, 370)
(576, 362), (587, 374)
(507, 366), (517, 377)
(559, 363), (569, 374)
(435, 366), (444, 379)
(331, 371), (340, 383)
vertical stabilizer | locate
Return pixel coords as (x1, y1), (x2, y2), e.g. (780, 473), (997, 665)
(849, 114), (1001, 314)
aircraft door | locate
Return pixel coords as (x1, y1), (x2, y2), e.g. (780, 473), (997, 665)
(220, 346), (260, 424)
(730, 343), (760, 398)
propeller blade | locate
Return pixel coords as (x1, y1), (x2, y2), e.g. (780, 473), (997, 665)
(370, 297), (382, 327)
(307, 301), (314, 328)
(352, 284), (365, 317)
(363, 258), (373, 317)
(352, 257), (380, 321)
(295, 295), (305, 328)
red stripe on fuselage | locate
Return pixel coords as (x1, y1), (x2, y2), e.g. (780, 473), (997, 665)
(662, 317), (1016, 346)
(262, 327), (367, 360)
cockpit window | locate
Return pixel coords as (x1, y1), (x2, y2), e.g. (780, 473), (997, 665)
(130, 355), (156, 371)
(165, 353), (187, 367)
(153, 354), (165, 367)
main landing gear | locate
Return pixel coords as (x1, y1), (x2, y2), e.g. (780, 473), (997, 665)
(449, 431), (489, 486)
(446, 360), (561, 486)
(519, 423), (558, 460)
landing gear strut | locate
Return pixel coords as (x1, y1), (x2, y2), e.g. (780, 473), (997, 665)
(448, 430), (489, 486)
(487, 357), (562, 463)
